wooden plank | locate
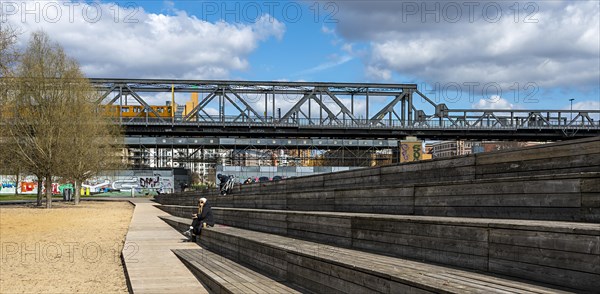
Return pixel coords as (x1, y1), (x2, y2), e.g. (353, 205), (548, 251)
(583, 192), (600, 207)
(246, 218), (286, 227)
(237, 252), (288, 279)
(335, 186), (414, 198)
(333, 196), (413, 206)
(287, 267), (345, 294)
(414, 206), (588, 222)
(476, 140), (600, 165)
(380, 167), (475, 184)
(287, 222), (351, 238)
(288, 253), (392, 293)
(247, 211), (287, 221)
(323, 175), (381, 188)
(426, 272), (548, 294)
(287, 229), (352, 247)
(286, 261), (378, 293)
(414, 193), (581, 207)
(416, 179), (581, 196)
(351, 239), (487, 271)
(476, 166), (600, 180)
(475, 154), (600, 177)
(175, 251), (228, 293)
(174, 249), (302, 294)
(389, 281), (436, 294)
(237, 238), (288, 260)
(352, 229), (488, 256)
(489, 258), (600, 292)
(287, 214), (351, 227)
(324, 168), (381, 181)
(352, 219), (489, 241)
(381, 156), (476, 173)
(489, 228), (600, 254)
(582, 177), (600, 193)
(431, 271), (569, 294)
(489, 243), (600, 274)
(583, 208), (600, 223)
(333, 205), (414, 214)
(122, 202), (209, 294)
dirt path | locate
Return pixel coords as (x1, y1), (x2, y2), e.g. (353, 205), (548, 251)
(0, 201), (133, 294)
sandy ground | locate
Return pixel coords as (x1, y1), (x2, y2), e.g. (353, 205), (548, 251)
(0, 201), (134, 294)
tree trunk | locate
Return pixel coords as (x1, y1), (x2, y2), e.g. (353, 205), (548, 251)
(74, 180), (81, 205)
(45, 175), (52, 209)
(15, 173), (20, 196)
(36, 177), (43, 206)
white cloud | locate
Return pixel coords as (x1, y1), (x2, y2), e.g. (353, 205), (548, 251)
(341, 43), (353, 54)
(7, 1), (285, 79)
(333, 1), (599, 89)
(321, 25), (335, 35)
(568, 100), (600, 120)
(295, 55), (353, 76)
(472, 96), (515, 109)
(571, 101), (600, 111)
(365, 65), (391, 81)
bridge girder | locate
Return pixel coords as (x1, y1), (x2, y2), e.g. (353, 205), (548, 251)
(91, 79), (599, 141)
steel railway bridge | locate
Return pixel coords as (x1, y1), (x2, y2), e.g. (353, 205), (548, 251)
(93, 78), (598, 169)
(94, 79), (599, 142)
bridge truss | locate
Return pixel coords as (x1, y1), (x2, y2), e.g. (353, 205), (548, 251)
(93, 79), (599, 140)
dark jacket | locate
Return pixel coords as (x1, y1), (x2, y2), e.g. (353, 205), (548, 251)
(198, 202), (215, 226)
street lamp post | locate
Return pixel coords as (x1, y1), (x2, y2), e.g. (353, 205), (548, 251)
(569, 98), (575, 122)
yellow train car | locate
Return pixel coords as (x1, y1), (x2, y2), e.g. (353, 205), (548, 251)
(102, 105), (173, 118)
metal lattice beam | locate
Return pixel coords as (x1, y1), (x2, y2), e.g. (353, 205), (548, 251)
(90, 79), (599, 140)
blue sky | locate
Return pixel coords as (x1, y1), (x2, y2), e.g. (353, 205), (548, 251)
(4, 0), (599, 112)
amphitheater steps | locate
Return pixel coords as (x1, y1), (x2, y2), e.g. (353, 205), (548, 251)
(154, 137), (599, 205)
(159, 172), (600, 222)
(158, 206), (600, 291)
(173, 248), (308, 294)
(161, 215), (580, 294)
(153, 138), (600, 293)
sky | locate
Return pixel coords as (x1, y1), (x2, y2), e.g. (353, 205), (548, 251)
(2, 0), (599, 113)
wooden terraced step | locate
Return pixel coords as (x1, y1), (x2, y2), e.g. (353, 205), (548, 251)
(158, 208), (600, 292)
(158, 172), (600, 222)
(160, 215), (583, 294)
(173, 248), (307, 294)
(155, 137), (600, 206)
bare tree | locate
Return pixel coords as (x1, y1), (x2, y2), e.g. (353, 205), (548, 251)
(3, 31), (122, 208)
(0, 25), (22, 197)
(0, 24), (19, 77)
(60, 94), (124, 204)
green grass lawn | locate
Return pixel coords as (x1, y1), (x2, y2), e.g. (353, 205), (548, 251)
(0, 194), (62, 201)
(0, 190), (156, 201)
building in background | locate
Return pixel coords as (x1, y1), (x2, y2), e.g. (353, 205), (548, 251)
(432, 140), (475, 159)
(472, 141), (545, 153)
(431, 140), (545, 158)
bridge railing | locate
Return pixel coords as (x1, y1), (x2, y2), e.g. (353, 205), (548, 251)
(113, 113), (599, 129)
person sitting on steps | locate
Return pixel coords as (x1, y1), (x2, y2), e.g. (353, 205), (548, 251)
(184, 197), (214, 242)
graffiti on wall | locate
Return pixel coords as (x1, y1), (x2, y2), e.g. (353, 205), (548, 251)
(1, 171), (176, 195)
(0, 179), (61, 195)
(400, 142), (423, 163)
(85, 174), (174, 193)
(0, 176), (40, 194)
